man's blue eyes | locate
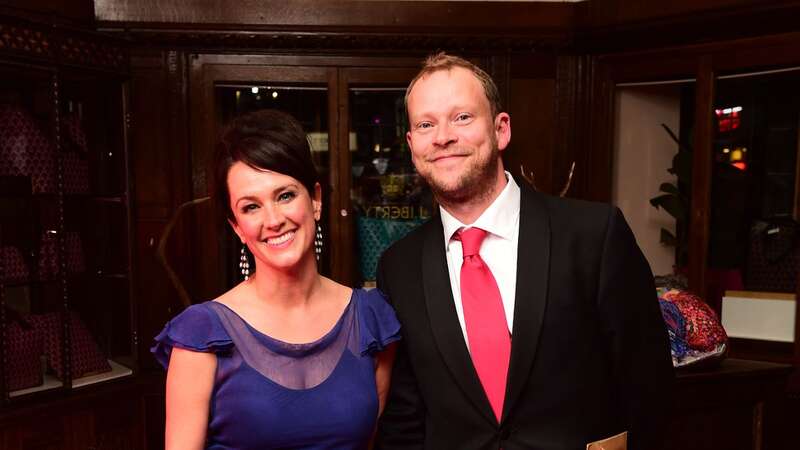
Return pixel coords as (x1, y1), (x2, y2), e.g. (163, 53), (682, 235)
(417, 115), (471, 129)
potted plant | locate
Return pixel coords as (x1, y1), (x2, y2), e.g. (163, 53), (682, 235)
(650, 124), (692, 268)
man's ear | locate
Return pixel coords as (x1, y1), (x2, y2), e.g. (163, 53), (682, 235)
(494, 112), (511, 152)
(406, 130), (413, 152)
(312, 182), (322, 221)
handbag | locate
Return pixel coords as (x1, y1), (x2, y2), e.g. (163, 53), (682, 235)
(0, 245), (30, 283)
(0, 105), (57, 194)
(356, 215), (424, 282)
(37, 231), (85, 279)
(62, 112), (90, 194)
(746, 218), (800, 292)
(658, 289), (728, 369)
(29, 311), (111, 380)
(3, 311), (44, 391)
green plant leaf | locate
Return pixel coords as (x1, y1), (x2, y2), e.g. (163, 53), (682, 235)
(660, 228), (677, 246)
(650, 194), (686, 220)
(659, 182), (679, 195)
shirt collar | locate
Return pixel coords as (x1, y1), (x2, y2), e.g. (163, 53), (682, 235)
(440, 171), (521, 246)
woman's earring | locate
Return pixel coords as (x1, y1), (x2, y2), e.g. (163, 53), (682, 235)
(315, 222), (323, 261)
(239, 245), (250, 280)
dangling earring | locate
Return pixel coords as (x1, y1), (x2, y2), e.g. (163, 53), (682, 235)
(314, 222), (323, 261)
(239, 245), (250, 280)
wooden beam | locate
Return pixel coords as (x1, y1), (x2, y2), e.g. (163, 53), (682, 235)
(687, 57), (714, 298)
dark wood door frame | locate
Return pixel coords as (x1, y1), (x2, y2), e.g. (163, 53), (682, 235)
(336, 66), (420, 285)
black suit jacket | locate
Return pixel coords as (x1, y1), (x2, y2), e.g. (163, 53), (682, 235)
(375, 185), (673, 450)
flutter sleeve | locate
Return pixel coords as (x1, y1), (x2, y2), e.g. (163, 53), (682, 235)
(356, 288), (402, 356)
(150, 302), (234, 369)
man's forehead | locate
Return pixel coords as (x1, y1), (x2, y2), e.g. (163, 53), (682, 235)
(408, 67), (488, 112)
(414, 67), (479, 89)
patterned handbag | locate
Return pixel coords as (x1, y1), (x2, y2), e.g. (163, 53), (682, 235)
(37, 231), (85, 279)
(62, 112), (90, 194)
(63, 151), (90, 194)
(746, 218), (800, 292)
(4, 312), (44, 391)
(29, 311), (111, 380)
(658, 289), (728, 368)
(0, 245), (30, 283)
(62, 113), (88, 154)
(0, 105), (57, 194)
(356, 215), (424, 281)
(37, 231), (59, 280)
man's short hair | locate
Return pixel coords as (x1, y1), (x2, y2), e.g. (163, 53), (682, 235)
(405, 52), (502, 119)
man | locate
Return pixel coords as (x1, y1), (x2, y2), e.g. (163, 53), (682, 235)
(375, 53), (673, 450)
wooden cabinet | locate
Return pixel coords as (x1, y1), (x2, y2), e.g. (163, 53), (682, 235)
(670, 359), (792, 450)
(0, 8), (151, 447)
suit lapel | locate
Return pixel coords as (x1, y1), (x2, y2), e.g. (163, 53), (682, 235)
(421, 218), (498, 426)
(501, 185), (551, 422)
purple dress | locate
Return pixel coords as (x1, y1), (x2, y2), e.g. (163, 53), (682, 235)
(151, 288), (401, 450)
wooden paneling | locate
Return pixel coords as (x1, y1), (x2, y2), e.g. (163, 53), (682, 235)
(129, 50), (193, 367)
(95, 0), (574, 32)
(576, 0), (800, 54)
(130, 53), (173, 219)
(578, 0), (782, 26)
(506, 78), (556, 195)
(553, 54), (599, 200)
(503, 53), (558, 195)
(687, 58), (714, 300)
(0, 376), (153, 450)
(0, 0), (94, 24)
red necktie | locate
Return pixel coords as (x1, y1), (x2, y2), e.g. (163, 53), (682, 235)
(456, 227), (511, 422)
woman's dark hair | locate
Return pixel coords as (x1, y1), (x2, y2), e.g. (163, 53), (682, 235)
(213, 109), (319, 222)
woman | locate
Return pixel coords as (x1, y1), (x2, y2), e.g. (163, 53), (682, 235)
(152, 109), (400, 449)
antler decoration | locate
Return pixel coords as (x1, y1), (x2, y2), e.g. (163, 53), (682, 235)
(559, 161), (576, 198)
(519, 164), (536, 187)
(520, 161), (576, 198)
(156, 196), (211, 307)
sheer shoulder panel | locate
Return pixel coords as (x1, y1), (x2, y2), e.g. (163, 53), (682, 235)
(207, 296), (355, 390)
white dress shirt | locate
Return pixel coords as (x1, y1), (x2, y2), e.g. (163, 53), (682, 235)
(440, 172), (521, 348)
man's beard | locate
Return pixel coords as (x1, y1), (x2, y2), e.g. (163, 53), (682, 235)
(422, 144), (500, 206)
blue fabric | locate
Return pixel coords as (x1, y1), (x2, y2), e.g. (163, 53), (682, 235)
(151, 288), (401, 450)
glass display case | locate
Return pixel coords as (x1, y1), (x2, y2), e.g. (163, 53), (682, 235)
(348, 88), (432, 286)
(0, 64), (134, 401)
(709, 70), (800, 297)
(706, 69), (800, 358)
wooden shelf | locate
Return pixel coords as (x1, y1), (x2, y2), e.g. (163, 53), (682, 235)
(9, 359), (133, 398)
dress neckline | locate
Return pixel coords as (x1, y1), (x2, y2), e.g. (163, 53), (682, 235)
(210, 289), (356, 355)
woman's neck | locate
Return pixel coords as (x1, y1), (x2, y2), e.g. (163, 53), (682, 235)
(248, 255), (323, 309)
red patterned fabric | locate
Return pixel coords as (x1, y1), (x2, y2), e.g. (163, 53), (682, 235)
(37, 231), (59, 280)
(63, 151), (89, 194)
(4, 319), (43, 391)
(747, 219), (799, 293)
(62, 113), (88, 154)
(29, 311), (111, 380)
(0, 106), (57, 193)
(65, 232), (85, 274)
(660, 289), (728, 352)
(0, 245), (29, 283)
(37, 231), (85, 279)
